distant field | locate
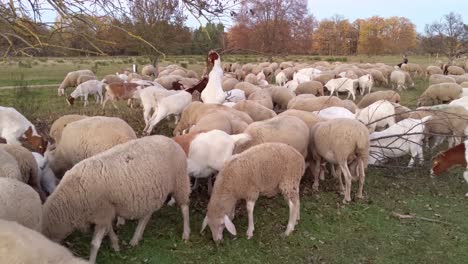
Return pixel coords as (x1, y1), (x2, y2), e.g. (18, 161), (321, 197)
(0, 55), (443, 87)
(0, 55), (467, 264)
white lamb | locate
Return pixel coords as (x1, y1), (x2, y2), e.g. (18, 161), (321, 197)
(358, 74), (374, 95)
(449, 96), (468, 110)
(285, 80), (299, 91)
(369, 116), (432, 167)
(116, 73), (129, 82)
(325, 78), (359, 101)
(276, 71), (288, 86)
(173, 130), (251, 193)
(356, 100), (396, 132)
(66, 80), (104, 106)
(313, 106), (355, 120)
(143, 88), (193, 135)
(224, 89), (246, 103)
(293, 72), (310, 84)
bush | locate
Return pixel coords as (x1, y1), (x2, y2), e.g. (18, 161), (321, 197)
(18, 60), (32, 68)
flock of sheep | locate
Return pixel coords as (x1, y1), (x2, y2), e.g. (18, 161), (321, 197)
(1, 51), (468, 264)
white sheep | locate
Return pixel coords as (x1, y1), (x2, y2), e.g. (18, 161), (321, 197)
(224, 89), (247, 103)
(313, 106), (355, 120)
(143, 89), (193, 135)
(275, 71), (288, 86)
(0, 219), (87, 264)
(356, 100), (396, 132)
(66, 79), (104, 106)
(369, 116), (432, 167)
(0, 178), (42, 231)
(173, 130), (251, 193)
(358, 74), (374, 95)
(42, 136), (190, 264)
(45, 116), (137, 177)
(202, 143), (305, 241)
(0, 106), (48, 154)
(32, 152), (58, 196)
(390, 70), (407, 91)
(58, 69), (94, 96)
(325, 78), (359, 100)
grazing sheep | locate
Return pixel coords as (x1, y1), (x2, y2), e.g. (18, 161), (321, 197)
(0, 106), (48, 154)
(76, 74), (96, 85)
(295, 81), (324, 96)
(369, 69), (388, 86)
(233, 100), (277, 121)
(202, 143), (305, 241)
(313, 73), (335, 85)
(45, 116), (137, 178)
(155, 75), (182, 89)
(42, 136), (190, 264)
(234, 115), (310, 158)
(369, 116), (431, 167)
(222, 78), (239, 91)
(0, 149), (22, 180)
(144, 90), (192, 135)
(446, 65), (465, 75)
(390, 70), (407, 91)
(401, 63), (424, 76)
(102, 74), (124, 85)
(248, 89), (274, 110)
(66, 80), (104, 106)
(173, 102), (253, 136)
(325, 78), (358, 100)
(142, 64), (159, 77)
(275, 71), (288, 86)
(278, 110), (323, 128)
(426, 65), (444, 76)
(245, 73), (258, 85)
(356, 100), (396, 132)
(417, 83), (462, 106)
(392, 103), (412, 122)
(0, 219), (88, 264)
(288, 96), (352, 112)
(341, 100), (358, 114)
(102, 82), (141, 109)
(313, 106), (355, 120)
(0, 178), (42, 231)
(448, 75), (468, 84)
(429, 74), (456, 85)
(233, 82), (261, 97)
(49, 114), (88, 144)
(266, 86), (296, 110)
(58, 69), (94, 96)
(0, 144), (45, 201)
(357, 91), (401, 108)
(309, 118), (369, 203)
(31, 152), (57, 196)
(189, 110), (249, 135)
(173, 130), (251, 193)
(358, 74), (374, 95)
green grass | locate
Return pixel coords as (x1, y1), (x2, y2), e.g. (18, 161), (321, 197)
(0, 56), (467, 264)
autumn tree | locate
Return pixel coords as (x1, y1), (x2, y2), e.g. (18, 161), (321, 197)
(423, 12), (467, 58)
(313, 15), (358, 56)
(227, 0), (314, 55)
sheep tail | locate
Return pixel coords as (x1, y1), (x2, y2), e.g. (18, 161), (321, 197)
(230, 133), (252, 146)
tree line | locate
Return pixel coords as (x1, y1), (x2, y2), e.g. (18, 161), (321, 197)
(0, 0), (466, 59)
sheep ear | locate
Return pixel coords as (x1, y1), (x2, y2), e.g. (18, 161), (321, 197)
(201, 216), (208, 233)
(224, 215), (237, 236)
(24, 126), (33, 138)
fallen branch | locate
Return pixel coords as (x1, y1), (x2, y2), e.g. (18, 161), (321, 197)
(391, 212), (453, 226)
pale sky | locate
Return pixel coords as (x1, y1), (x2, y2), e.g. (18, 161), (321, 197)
(186, 0), (467, 33)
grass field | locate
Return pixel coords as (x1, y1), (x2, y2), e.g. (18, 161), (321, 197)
(0, 55), (467, 264)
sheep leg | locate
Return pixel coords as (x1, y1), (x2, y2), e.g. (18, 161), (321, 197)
(312, 158), (321, 191)
(143, 107), (152, 131)
(89, 225), (107, 264)
(284, 197), (300, 236)
(145, 107), (168, 135)
(357, 160), (366, 199)
(84, 94), (88, 107)
(174, 114), (180, 125)
(333, 165), (345, 195)
(339, 163), (353, 204)
(108, 225), (120, 252)
(246, 200), (256, 239)
(191, 177), (199, 190)
(180, 204), (191, 241)
(129, 213), (152, 247)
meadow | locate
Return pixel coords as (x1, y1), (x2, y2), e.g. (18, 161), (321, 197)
(0, 55), (467, 264)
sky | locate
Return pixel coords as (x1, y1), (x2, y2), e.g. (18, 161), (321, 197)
(185, 0), (468, 33)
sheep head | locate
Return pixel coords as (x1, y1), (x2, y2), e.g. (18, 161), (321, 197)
(21, 126), (48, 154)
(201, 214), (237, 243)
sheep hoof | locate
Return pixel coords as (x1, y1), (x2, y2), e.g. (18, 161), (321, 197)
(312, 185), (319, 192)
(112, 243), (120, 252)
(342, 198), (350, 204)
(116, 217), (126, 227)
(182, 232), (190, 242)
(246, 230), (254, 239)
(129, 239), (139, 247)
